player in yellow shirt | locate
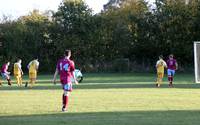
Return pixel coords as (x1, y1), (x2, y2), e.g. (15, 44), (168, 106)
(25, 58), (39, 87)
(14, 59), (23, 86)
(156, 55), (167, 87)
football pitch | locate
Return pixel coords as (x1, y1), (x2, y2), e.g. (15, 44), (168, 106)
(0, 73), (200, 125)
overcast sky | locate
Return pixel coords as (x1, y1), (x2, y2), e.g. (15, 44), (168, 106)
(0, 0), (154, 19)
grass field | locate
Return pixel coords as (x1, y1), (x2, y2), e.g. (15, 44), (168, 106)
(0, 73), (200, 125)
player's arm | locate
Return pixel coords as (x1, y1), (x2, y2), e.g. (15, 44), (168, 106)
(53, 68), (58, 85)
(156, 61), (159, 68)
(5, 70), (10, 75)
(175, 61), (178, 70)
(36, 61), (39, 70)
(70, 61), (78, 85)
(18, 64), (23, 75)
(27, 62), (31, 69)
(5, 66), (10, 75)
(71, 71), (78, 85)
(163, 61), (168, 68)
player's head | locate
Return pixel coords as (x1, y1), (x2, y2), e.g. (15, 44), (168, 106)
(17, 58), (22, 63)
(159, 55), (163, 59)
(6, 61), (10, 66)
(64, 49), (71, 58)
(34, 56), (38, 61)
(169, 54), (174, 59)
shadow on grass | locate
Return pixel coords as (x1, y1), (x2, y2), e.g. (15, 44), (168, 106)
(0, 82), (200, 91)
(0, 110), (200, 125)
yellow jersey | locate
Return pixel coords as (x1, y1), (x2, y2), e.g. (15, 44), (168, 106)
(28, 60), (39, 74)
(14, 63), (21, 75)
(156, 59), (167, 73)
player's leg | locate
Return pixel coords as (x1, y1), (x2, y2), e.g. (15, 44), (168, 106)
(3, 73), (11, 86)
(17, 74), (22, 86)
(28, 73), (35, 87)
(62, 91), (70, 112)
(62, 83), (72, 112)
(33, 73), (37, 84)
(167, 69), (172, 87)
(158, 73), (164, 87)
(156, 72), (159, 87)
(31, 73), (37, 86)
(29, 78), (34, 88)
(15, 75), (19, 86)
(0, 78), (2, 86)
(156, 73), (161, 87)
(19, 76), (23, 86)
(16, 75), (22, 86)
(170, 70), (175, 86)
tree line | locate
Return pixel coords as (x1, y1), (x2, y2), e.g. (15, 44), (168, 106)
(0, 0), (199, 73)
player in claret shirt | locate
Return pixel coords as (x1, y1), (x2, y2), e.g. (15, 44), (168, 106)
(1, 61), (11, 86)
(53, 49), (78, 112)
(167, 54), (178, 87)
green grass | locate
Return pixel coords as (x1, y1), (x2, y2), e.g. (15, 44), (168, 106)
(0, 73), (200, 125)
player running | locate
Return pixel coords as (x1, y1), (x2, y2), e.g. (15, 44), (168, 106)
(1, 61), (11, 86)
(156, 55), (167, 87)
(25, 58), (39, 87)
(167, 54), (178, 87)
(14, 59), (24, 86)
(53, 49), (78, 112)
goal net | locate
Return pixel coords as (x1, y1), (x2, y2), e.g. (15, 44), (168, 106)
(194, 42), (200, 83)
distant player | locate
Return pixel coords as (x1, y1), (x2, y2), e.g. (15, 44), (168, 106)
(53, 49), (78, 112)
(156, 55), (167, 87)
(1, 61), (11, 86)
(0, 78), (2, 86)
(26, 58), (39, 87)
(14, 59), (23, 86)
(167, 54), (178, 87)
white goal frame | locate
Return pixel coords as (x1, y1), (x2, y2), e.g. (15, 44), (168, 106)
(194, 42), (200, 83)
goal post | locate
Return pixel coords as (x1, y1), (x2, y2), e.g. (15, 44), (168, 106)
(194, 42), (200, 83)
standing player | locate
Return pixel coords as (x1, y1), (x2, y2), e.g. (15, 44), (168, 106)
(25, 58), (39, 87)
(1, 61), (11, 86)
(14, 59), (24, 86)
(53, 49), (78, 112)
(156, 55), (167, 87)
(167, 54), (178, 87)
(0, 77), (1, 86)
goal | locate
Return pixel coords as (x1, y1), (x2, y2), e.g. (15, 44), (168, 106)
(194, 42), (200, 83)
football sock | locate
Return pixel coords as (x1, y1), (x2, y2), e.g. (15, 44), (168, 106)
(7, 79), (11, 86)
(25, 82), (28, 87)
(62, 94), (66, 108)
(62, 94), (69, 109)
(168, 76), (171, 82)
(65, 96), (68, 109)
(19, 77), (22, 86)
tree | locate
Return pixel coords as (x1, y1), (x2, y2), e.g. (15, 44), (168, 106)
(52, 0), (94, 69)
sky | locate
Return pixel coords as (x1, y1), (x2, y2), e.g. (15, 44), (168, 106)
(0, 0), (154, 19)
(0, 0), (109, 19)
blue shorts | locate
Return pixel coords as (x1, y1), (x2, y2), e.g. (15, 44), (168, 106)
(1, 73), (9, 79)
(62, 84), (73, 92)
(167, 69), (175, 76)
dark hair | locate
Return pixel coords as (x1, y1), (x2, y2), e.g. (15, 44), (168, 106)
(34, 56), (38, 60)
(17, 58), (21, 62)
(64, 49), (71, 56)
(159, 55), (163, 59)
(169, 54), (174, 58)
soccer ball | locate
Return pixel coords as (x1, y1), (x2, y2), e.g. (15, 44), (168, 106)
(72, 69), (83, 83)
